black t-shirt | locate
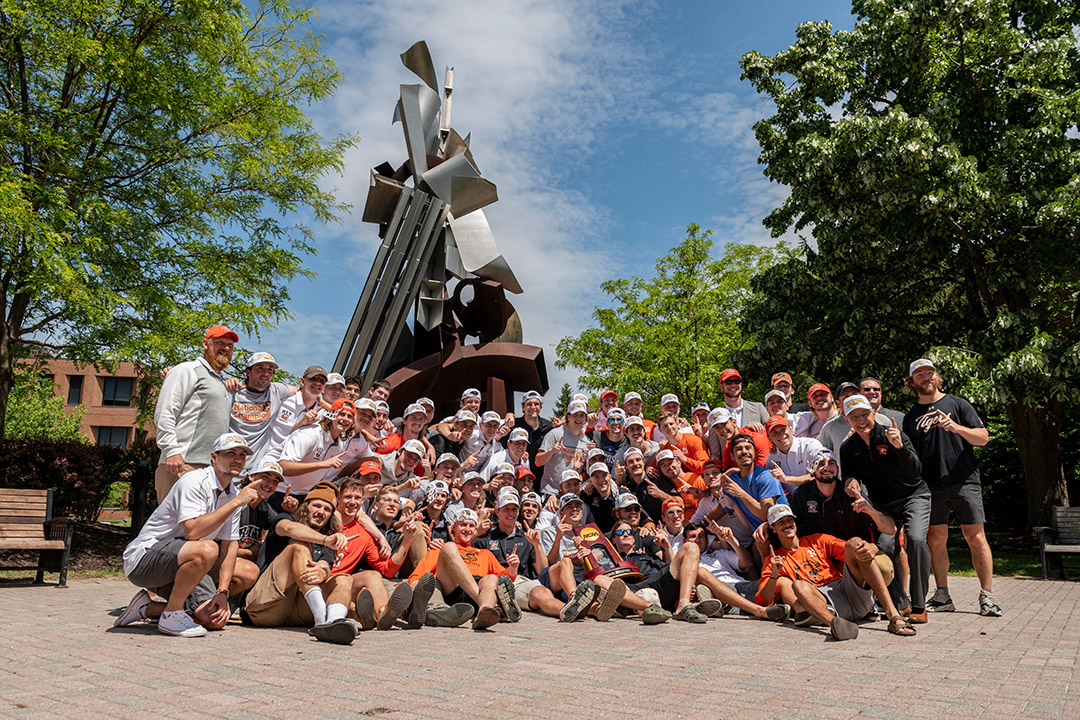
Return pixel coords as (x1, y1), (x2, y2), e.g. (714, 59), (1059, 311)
(621, 533), (667, 585)
(515, 414), (553, 476)
(591, 429), (628, 469)
(903, 394), (984, 488)
(839, 424), (927, 507)
(375, 517), (405, 555)
(580, 486), (618, 533)
(427, 430), (465, 459)
(623, 474), (673, 522)
(473, 525), (539, 579)
(259, 510), (335, 570)
(790, 482), (876, 542)
(789, 402), (811, 413)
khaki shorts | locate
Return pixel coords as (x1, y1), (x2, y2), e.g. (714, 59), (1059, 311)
(244, 556), (314, 627)
(514, 576), (542, 609)
(820, 571), (874, 621)
(155, 462), (207, 504)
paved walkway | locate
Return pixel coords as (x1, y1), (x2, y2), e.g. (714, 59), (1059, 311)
(0, 575), (1077, 719)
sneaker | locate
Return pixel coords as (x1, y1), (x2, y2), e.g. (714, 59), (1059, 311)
(426, 603), (474, 627)
(377, 582), (413, 631)
(157, 610), (207, 638)
(406, 573), (437, 629)
(114, 589), (151, 628)
(765, 603), (791, 622)
(472, 605), (500, 630)
(559, 580), (596, 623)
(695, 599), (725, 618)
(495, 575), (521, 623)
(792, 610), (816, 627)
(595, 579), (626, 622)
(640, 604), (671, 625)
(979, 590), (1003, 617)
(355, 589), (377, 631)
(695, 583), (715, 602)
(673, 605), (708, 624)
(927, 588), (955, 613)
(310, 618), (358, 645)
(830, 616), (859, 641)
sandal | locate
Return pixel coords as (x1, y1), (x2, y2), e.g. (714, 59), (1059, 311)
(888, 615), (916, 637)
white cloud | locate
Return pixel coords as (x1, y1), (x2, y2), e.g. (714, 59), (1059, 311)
(262, 0), (650, 397)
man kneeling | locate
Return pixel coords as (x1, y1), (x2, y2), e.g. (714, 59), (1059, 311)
(756, 505), (915, 640)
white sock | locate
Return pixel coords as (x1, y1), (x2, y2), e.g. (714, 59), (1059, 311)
(305, 588), (327, 625)
(325, 603), (347, 623)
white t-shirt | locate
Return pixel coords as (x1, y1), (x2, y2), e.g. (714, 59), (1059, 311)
(698, 545), (748, 586)
(277, 426), (348, 495)
(767, 436), (826, 494)
(122, 466), (241, 575)
(259, 391), (315, 466)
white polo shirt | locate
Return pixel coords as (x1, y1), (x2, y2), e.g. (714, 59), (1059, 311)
(277, 425), (347, 495)
(122, 466), (240, 575)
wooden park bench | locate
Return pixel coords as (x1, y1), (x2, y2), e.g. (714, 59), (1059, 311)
(0, 488), (74, 587)
(1036, 505), (1080, 580)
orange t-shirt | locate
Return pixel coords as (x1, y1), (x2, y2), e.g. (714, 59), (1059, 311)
(330, 518), (402, 578)
(674, 471), (708, 517)
(408, 540), (515, 584)
(659, 433), (710, 475)
(756, 532), (847, 603)
(376, 432), (404, 455)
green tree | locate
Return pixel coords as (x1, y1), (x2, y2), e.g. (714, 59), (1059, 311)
(4, 365), (86, 442)
(557, 224), (780, 416)
(0, 0), (356, 438)
(551, 383), (573, 418)
(739, 0), (1080, 524)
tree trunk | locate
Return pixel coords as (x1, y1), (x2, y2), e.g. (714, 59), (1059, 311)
(0, 321), (12, 440)
(1006, 398), (1068, 527)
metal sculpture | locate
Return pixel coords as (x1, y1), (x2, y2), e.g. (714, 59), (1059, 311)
(334, 41), (548, 414)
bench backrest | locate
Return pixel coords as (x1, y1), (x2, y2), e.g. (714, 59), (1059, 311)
(1053, 506), (1080, 545)
(0, 488), (53, 541)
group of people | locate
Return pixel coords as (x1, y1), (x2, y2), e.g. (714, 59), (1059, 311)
(114, 324), (1002, 645)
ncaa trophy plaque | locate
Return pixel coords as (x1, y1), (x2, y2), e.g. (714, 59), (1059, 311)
(575, 523), (643, 583)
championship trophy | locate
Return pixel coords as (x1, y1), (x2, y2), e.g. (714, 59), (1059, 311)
(574, 523), (643, 583)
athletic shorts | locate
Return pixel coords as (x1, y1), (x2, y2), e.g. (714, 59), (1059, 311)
(513, 576), (542, 608)
(819, 572), (874, 622)
(929, 483), (986, 526)
(630, 569), (680, 612)
(243, 555), (314, 627)
(126, 538), (216, 614)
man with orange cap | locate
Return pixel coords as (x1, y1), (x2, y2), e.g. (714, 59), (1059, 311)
(153, 325), (238, 502)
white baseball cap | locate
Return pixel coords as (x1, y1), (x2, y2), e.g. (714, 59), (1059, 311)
(768, 504), (796, 526)
(212, 433), (252, 455)
(454, 410), (477, 423)
(588, 462), (610, 476)
(615, 493), (641, 510)
(417, 397), (434, 408)
(403, 403), (426, 418)
(326, 373), (346, 386)
(250, 459), (284, 481)
(481, 410), (503, 424)
(493, 462), (516, 477)
(656, 449), (676, 463)
(623, 391), (642, 403)
(461, 471), (484, 485)
(426, 480), (450, 503)
(660, 393), (679, 407)
(496, 488), (521, 509)
(356, 398), (377, 413)
(607, 407), (626, 420)
(624, 415), (644, 429)
(587, 448), (607, 461)
(909, 358), (935, 377)
(764, 389), (787, 405)
(710, 408), (734, 427)
(245, 351), (278, 369)
(572, 393), (589, 403)
(461, 388), (481, 400)
(435, 452), (461, 467)
(558, 493), (582, 512)
(523, 390), (542, 402)
(843, 394), (873, 415)
(508, 428), (529, 443)
(375, 400), (389, 413)
(453, 508), (479, 525)
(623, 447), (643, 459)
(560, 469), (581, 484)
(567, 400), (588, 415)
(691, 402), (710, 413)
(401, 439), (426, 457)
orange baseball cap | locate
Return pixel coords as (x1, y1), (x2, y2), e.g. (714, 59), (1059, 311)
(720, 368), (742, 383)
(358, 459), (382, 476)
(330, 398), (357, 415)
(764, 415), (789, 435)
(662, 497), (684, 513)
(204, 325), (239, 342)
(771, 372), (793, 386)
(807, 383), (832, 400)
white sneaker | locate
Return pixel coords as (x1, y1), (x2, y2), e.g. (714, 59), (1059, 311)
(157, 610), (207, 637)
(114, 589), (151, 627)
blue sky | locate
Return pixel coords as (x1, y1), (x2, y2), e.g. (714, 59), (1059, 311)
(260, 1), (857, 398)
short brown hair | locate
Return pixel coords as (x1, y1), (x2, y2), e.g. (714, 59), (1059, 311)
(339, 477), (367, 496)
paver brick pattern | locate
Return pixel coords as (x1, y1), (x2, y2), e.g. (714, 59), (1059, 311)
(0, 575), (1077, 719)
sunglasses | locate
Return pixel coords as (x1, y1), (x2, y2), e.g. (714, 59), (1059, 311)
(613, 528), (634, 537)
(723, 379), (742, 385)
(608, 418), (624, 424)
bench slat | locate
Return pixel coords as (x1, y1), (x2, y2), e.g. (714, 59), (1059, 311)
(0, 516), (45, 524)
(0, 505), (47, 515)
(0, 499), (48, 508)
(0, 539), (66, 550)
(1043, 544), (1080, 553)
(0, 489), (50, 498)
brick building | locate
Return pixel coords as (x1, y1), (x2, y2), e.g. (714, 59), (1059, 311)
(38, 359), (153, 448)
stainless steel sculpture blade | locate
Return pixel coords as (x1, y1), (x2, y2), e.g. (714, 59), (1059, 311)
(446, 209), (522, 294)
(400, 40), (438, 93)
(397, 84), (441, 177)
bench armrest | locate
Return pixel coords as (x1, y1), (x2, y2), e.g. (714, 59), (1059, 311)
(43, 517), (73, 542)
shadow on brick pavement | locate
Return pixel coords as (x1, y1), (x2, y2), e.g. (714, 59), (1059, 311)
(0, 575), (1076, 719)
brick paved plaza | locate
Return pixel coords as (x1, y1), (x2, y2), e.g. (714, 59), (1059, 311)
(0, 574), (1077, 719)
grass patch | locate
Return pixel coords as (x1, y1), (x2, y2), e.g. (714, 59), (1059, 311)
(946, 529), (1043, 578)
(0, 566), (123, 582)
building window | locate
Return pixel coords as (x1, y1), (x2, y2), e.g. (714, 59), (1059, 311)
(101, 377), (133, 407)
(96, 426), (128, 447)
(67, 375), (84, 406)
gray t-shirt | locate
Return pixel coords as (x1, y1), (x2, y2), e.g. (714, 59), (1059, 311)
(230, 382), (292, 467)
(538, 426), (589, 496)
